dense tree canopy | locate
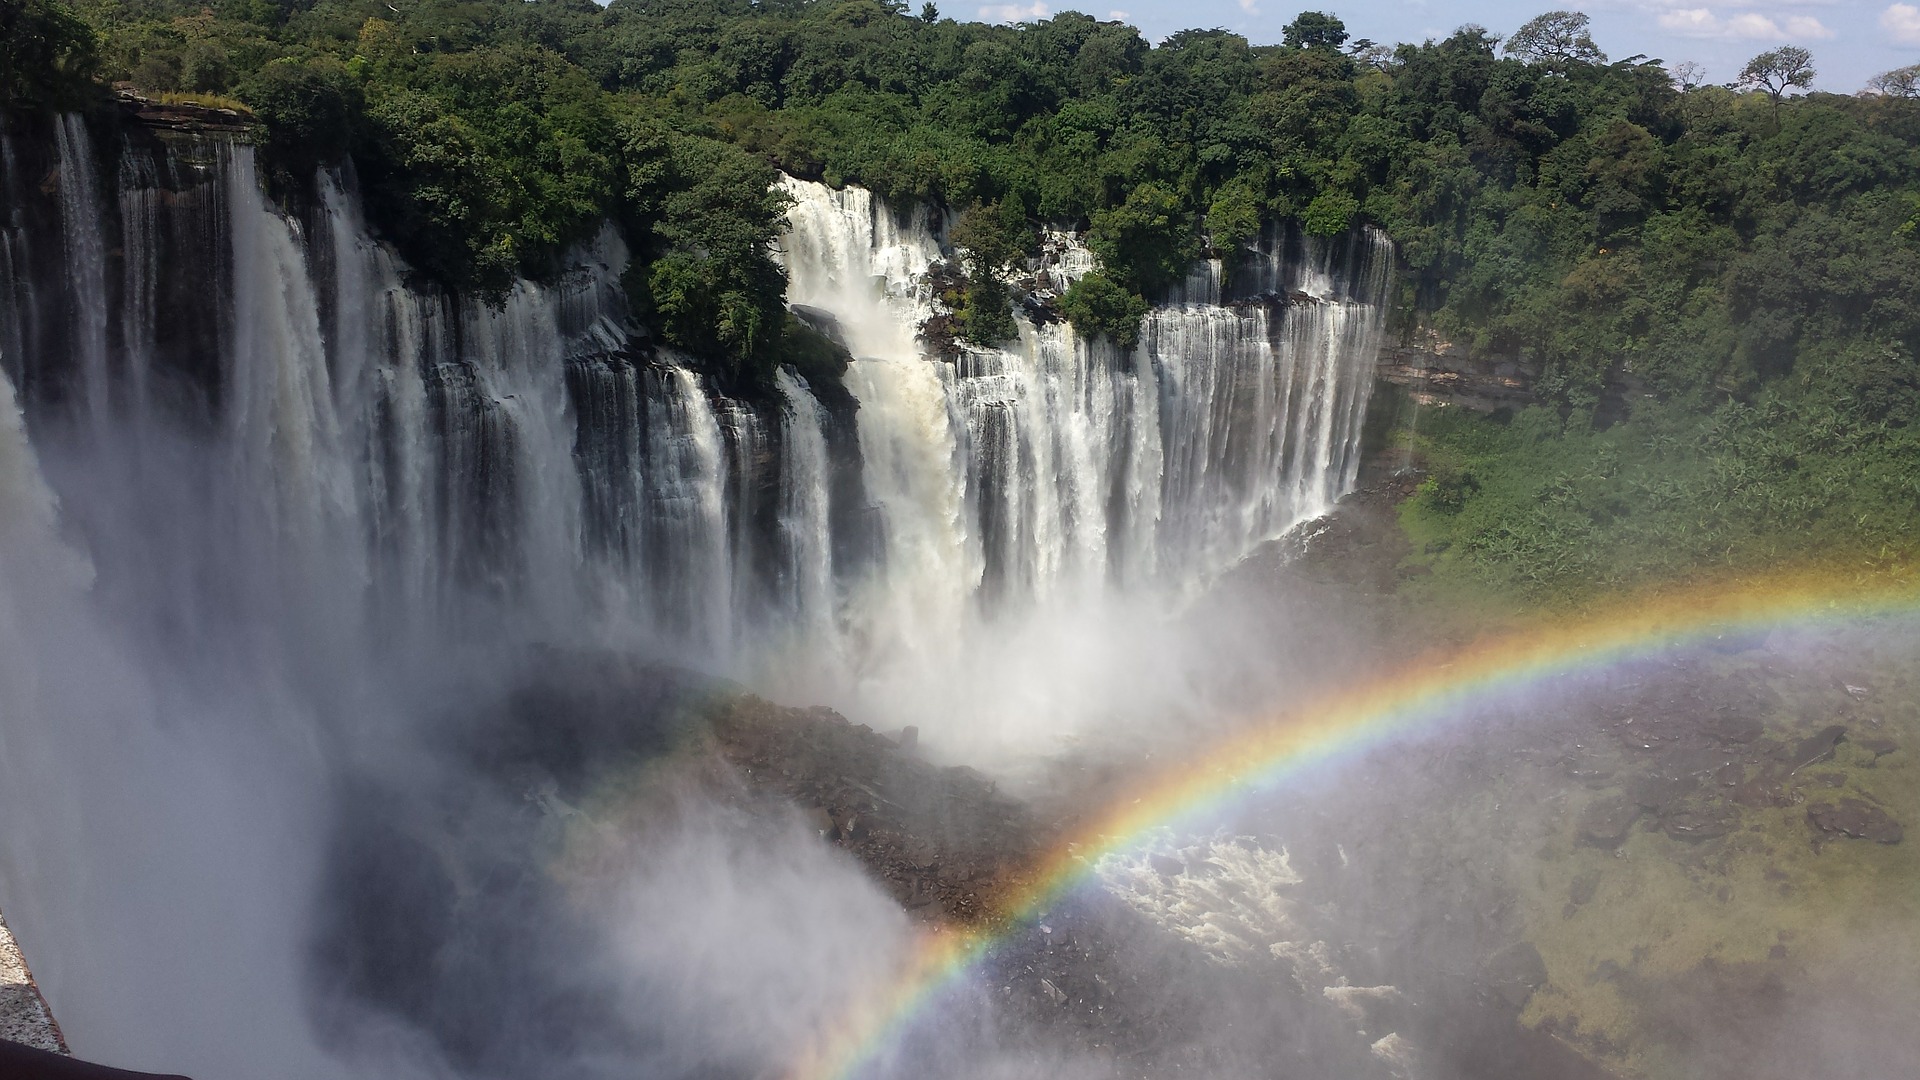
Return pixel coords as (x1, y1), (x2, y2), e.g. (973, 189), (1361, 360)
(1, 0), (99, 108)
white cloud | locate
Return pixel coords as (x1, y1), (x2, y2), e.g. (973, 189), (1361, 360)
(1238, 0), (1260, 14)
(1884, 3), (1920, 44)
(1108, 9), (1131, 20)
(1781, 14), (1835, 36)
(1655, 7), (1833, 40)
(979, 0), (1048, 21)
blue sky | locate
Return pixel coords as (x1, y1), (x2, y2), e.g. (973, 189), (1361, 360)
(971, 1), (1918, 90)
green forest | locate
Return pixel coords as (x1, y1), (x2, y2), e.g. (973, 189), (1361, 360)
(5, 0), (1920, 599)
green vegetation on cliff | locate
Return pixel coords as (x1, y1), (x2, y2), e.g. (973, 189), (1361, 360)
(1402, 394), (1920, 601)
(18, 2), (1915, 391)
(8, 1), (1920, 583)
(1, 0), (99, 108)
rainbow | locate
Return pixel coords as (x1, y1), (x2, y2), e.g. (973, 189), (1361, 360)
(788, 568), (1920, 1080)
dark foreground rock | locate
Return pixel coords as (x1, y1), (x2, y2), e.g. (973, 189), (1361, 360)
(704, 696), (1041, 922)
(1807, 798), (1904, 844)
(1578, 795), (1642, 848)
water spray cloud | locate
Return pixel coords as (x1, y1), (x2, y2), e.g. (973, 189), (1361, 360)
(793, 568), (1920, 1080)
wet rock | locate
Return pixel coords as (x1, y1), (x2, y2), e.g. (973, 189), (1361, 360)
(1731, 774), (1789, 808)
(1480, 941), (1548, 1010)
(1149, 854), (1186, 877)
(1040, 978), (1067, 1006)
(1566, 764), (1614, 786)
(1668, 747), (1734, 776)
(1858, 736), (1899, 761)
(1567, 871), (1602, 907)
(1785, 725), (1847, 771)
(1807, 799), (1904, 844)
(1703, 711), (1764, 745)
(1662, 803), (1737, 842)
(1628, 772), (1697, 812)
(805, 805), (836, 839)
(1579, 796), (1643, 848)
(706, 694), (1040, 923)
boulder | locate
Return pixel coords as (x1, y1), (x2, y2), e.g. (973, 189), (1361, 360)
(1784, 725), (1847, 771)
(1579, 795), (1642, 849)
(1807, 799), (1903, 844)
(1480, 941), (1548, 1010)
(1661, 804), (1736, 842)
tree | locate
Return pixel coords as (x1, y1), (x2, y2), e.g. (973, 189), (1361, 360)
(949, 199), (1033, 279)
(239, 58), (361, 171)
(920, 2), (938, 22)
(1669, 60), (1707, 93)
(949, 199), (1033, 346)
(1058, 271), (1149, 350)
(1086, 181), (1195, 297)
(1205, 180), (1262, 253)
(1504, 11), (1607, 69)
(1739, 46), (1814, 130)
(1282, 11), (1348, 52)
(645, 136), (794, 379)
(1868, 64), (1920, 99)
(0, 0), (98, 107)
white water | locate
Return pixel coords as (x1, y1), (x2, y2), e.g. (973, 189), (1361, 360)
(774, 367), (837, 639)
(54, 115), (110, 426)
(0, 123), (1393, 1071)
(770, 177), (1392, 754)
(8, 143), (1391, 754)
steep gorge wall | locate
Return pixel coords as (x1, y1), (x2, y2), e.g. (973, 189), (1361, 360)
(1, 108), (1396, 723)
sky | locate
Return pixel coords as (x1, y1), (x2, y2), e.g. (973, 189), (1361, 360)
(970, 0), (1919, 90)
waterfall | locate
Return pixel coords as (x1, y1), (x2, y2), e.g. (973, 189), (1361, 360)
(3, 122), (1392, 741)
(775, 176), (1390, 614)
(765, 175), (1392, 754)
(54, 115), (110, 425)
(10, 129), (1393, 704)
(0, 117), (1397, 1075)
(645, 364), (734, 654)
(774, 367), (836, 638)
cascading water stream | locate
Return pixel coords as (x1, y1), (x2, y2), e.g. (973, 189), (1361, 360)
(6, 132), (1393, 745)
(770, 177), (1392, 751)
(773, 367), (837, 640)
(0, 118), (1393, 1074)
(54, 115), (110, 427)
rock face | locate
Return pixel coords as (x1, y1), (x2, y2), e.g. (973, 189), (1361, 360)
(1807, 799), (1904, 844)
(0, 907), (64, 1054)
(112, 88), (257, 134)
(705, 696), (1041, 922)
(1481, 941), (1550, 1009)
(1375, 335), (1538, 412)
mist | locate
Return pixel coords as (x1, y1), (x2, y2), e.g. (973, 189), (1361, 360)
(2, 98), (1918, 1080)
